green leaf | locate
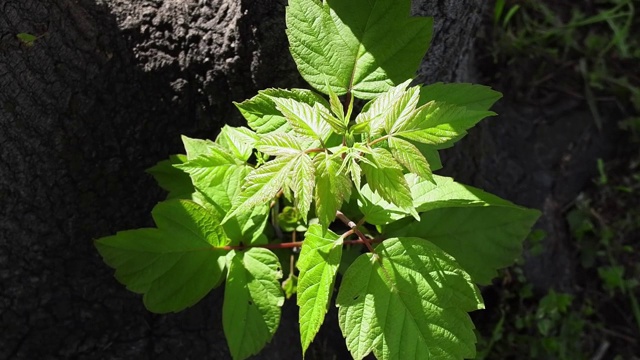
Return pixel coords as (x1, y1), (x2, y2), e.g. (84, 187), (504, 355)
(384, 85), (421, 135)
(314, 152), (352, 228)
(356, 80), (412, 137)
(286, 0), (433, 99)
(95, 199), (227, 313)
(419, 83), (503, 111)
(17, 32), (37, 46)
(223, 248), (284, 360)
(146, 155), (194, 199)
(413, 142), (443, 171)
(360, 148), (413, 210)
(410, 175), (515, 212)
(291, 153), (315, 222)
(385, 190), (541, 284)
(255, 132), (305, 157)
(181, 135), (238, 163)
(216, 126), (259, 162)
(271, 97), (332, 143)
(282, 274), (298, 300)
(358, 185), (409, 227)
(176, 159), (269, 245)
(297, 225), (343, 356)
(388, 137), (434, 182)
(181, 135), (213, 160)
(235, 88), (329, 134)
(176, 157), (244, 211)
(392, 102), (495, 146)
(224, 156), (295, 223)
(326, 82), (347, 132)
(336, 237), (483, 360)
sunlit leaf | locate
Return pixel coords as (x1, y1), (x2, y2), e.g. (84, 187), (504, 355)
(95, 200), (227, 313)
(337, 237), (483, 360)
(297, 225), (343, 355)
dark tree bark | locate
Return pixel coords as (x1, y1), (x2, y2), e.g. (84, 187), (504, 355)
(0, 0), (485, 358)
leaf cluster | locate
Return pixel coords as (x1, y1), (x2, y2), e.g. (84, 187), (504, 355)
(95, 0), (541, 359)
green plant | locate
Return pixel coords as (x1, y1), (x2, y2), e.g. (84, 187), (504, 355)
(16, 32), (45, 47)
(489, 0), (639, 127)
(95, 0), (540, 359)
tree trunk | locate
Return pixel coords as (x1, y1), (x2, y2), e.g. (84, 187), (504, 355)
(0, 0), (484, 358)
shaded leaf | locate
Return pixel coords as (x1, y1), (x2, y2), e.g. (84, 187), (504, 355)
(314, 152), (352, 228)
(223, 248), (284, 360)
(146, 154), (194, 199)
(419, 83), (502, 111)
(360, 148), (413, 210)
(385, 190), (541, 284)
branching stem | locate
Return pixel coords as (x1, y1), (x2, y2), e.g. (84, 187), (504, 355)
(336, 211), (377, 254)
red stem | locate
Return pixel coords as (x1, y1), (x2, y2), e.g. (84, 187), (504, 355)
(336, 211), (377, 254)
(214, 237), (380, 251)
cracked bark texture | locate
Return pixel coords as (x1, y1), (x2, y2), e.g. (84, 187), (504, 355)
(0, 0), (484, 358)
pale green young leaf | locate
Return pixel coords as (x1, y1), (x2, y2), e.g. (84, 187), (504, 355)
(384, 85), (420, 135)
(388, 137), (434, 182)
(216, 126), (259, 162)
(255, 132), (305, 157)
(336, 237), (483, 360)
(337, 145), (375, 188)
(355, 80), (412, 137)
(385, 197), (541, 285)
(297, 225), (343, 356)
(393, 102), (496, 145)
(235, 88), (329, 134)
(146, 154), (194, 199)
(181, 135), (238, 163)
(360, 148), (413, 210)
(223, 248), (284, 360)
(223, 156), (295, 223)
(419, 83), (503, 111)
(314, 152), (352, 228)
(176, 159), (269, 245)
(291, 154), (315, 222)
(286, 0), (432, 99)
(271, 97), (332, 142)
(326, 82), (346, 126)
(324, 113), (347, 135)
(94, 199), (227, 313)
(181, 135), (214, 160)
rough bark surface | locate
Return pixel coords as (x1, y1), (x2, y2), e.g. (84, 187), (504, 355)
(0, 0), (484, 358)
